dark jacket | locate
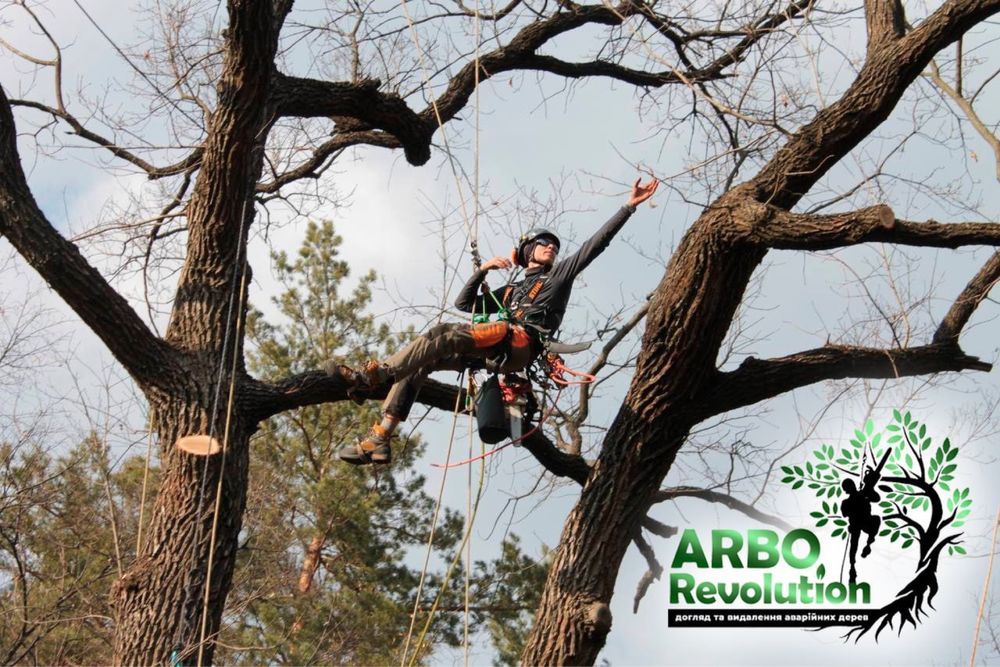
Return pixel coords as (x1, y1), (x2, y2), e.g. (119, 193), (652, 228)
(455, 205), (636, 335)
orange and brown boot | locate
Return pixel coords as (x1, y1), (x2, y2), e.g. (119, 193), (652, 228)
(338, 423), (392, 465)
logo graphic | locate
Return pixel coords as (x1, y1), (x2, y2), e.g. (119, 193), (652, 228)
(780, 410), (970, 640)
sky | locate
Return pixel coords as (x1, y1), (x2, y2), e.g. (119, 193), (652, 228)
(2, 1), (1000, 665)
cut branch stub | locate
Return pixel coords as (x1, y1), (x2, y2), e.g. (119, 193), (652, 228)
(175, 435), (223, 457)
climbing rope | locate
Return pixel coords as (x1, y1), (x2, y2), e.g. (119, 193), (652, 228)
(135, 408), (156, 555)
(396, 4), (490, 664)
(197, 254), (250, 667)
(399, 370), (467, 666)
(406, 404), (488, 667)
(168, 191), (253, 666)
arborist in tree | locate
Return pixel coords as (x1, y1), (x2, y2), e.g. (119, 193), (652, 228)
(330, 177), (659, 465)
(841, 451), (890, 583)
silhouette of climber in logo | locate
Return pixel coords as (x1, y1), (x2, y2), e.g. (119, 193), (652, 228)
(841, 451), (891, 584)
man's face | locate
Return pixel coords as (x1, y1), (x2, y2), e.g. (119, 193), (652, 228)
(531, 238), (558, 266)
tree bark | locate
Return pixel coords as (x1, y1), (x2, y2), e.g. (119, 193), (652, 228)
(521, 2), (1000, 663)
(110, 1), (281, 663)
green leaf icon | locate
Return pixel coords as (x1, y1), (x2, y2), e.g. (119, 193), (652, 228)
(817, 563), (826, 580)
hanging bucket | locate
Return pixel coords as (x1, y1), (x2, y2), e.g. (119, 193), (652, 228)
(476, 374), (509, 444)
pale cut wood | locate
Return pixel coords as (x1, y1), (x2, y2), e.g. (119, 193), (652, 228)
(175, 435), (223, 457)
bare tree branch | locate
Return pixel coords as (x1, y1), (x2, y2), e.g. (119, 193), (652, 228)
(746, 202), (1000, 250)
(934, 252), (1000, 344)
(751, 0), (1000, 208)
(650, 486), (792, 531)
(705, 343), (990, 418)
(631, 529), (663, 613)
(0, 85), (175, 390)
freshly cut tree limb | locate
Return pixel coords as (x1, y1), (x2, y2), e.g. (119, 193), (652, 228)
(934, 252), (1000, 344)
(705, 344), (990, 418)
(0, 85), (176, 390)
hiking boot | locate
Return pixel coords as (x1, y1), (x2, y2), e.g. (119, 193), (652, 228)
(338, 424), (392, 465)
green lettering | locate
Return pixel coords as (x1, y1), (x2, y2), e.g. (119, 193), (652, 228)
(747, 530), (780, 568)
(712, 529), (744, 568)
(671, 529), (708, 568)
(670, 573), (696, 603)
(696, 581), (717, 604)
(782, 529), (820, 568)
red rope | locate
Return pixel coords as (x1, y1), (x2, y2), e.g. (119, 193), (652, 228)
(547, 355), (596, 386)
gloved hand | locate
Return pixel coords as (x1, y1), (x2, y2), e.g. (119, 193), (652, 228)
(481, 255), (513, 271)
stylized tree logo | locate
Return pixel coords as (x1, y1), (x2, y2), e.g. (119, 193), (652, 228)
(780, 411), (970, 640)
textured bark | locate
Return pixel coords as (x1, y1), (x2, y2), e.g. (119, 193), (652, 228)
(110, 0), (281, 662)
(521, 2), (1000, 663)
(111, 396), (252, 665)
(3, 1), (1000, 665)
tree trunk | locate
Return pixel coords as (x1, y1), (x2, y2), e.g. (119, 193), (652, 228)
(111, 392), (252, 665)
(522, 201), (766, 663)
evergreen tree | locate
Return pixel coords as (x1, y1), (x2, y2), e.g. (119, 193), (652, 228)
(220, 220), (545, 664)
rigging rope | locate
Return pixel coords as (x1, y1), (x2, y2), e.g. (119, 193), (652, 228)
(396, 3), (488, 664)
(135, 408), (156, 555)
(399, 370), (467, 666)
(169, 193), (253, 666)
(197, 255), (250, 666)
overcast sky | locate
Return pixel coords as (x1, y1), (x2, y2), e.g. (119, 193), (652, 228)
(2, 2), (1000, 665)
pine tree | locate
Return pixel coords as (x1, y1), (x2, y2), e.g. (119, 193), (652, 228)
(220, 220), (545, 663)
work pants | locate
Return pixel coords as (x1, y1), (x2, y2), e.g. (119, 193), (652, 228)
(383, 321), (534, 420)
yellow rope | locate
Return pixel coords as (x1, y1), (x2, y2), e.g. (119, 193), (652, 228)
(196, 260), (250, 667)
(399, 0), (482, 282)
(465, 10), (482, 665)
(396, 3), (487, 663)
(970, 506), (1000, 666)
(135, 408), (156, 555)
(407, 408), (487, 667)
(399, 370), (467, 666)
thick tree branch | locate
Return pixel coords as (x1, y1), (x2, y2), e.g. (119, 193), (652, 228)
(245, 366), (594, 481)
(747, 202), (1000, 250)
(704, 343), (991, 418)
(865, 0), (906, 51)
(650, 486), (792, 531)
(242, 369), (464, 422)
(520, 430), (592, 486)
(934, 252), (1000, 344)
(0, 85), (175, 390)
(270, 1), (810, 170)
(271, 74), (431, 165)
(751, 0), (1000, 208)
